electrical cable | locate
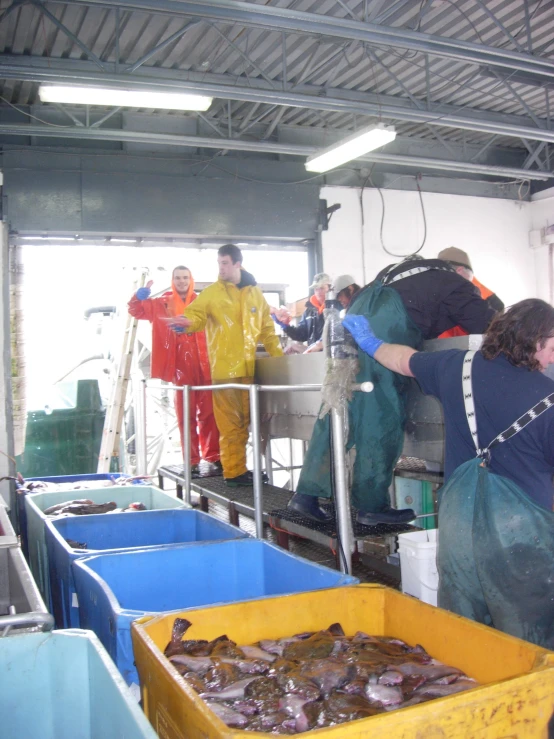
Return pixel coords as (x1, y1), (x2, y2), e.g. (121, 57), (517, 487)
(364, 172), (427, 257)
(0, 95), (72, 127)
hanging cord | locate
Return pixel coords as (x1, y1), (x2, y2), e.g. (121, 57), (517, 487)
(358, 169), (374, 285)
(367, 173), (428, 258)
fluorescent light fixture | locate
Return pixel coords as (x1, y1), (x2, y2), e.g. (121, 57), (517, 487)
(305, 124), (396, 173)
(38, 84), (212, 112)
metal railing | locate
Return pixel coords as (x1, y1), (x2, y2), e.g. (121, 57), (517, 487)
(138, 379), (373, 574)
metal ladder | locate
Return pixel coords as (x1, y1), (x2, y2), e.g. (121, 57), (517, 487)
(97, 273), (147, 473)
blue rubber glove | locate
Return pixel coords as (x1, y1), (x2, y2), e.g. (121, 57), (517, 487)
(272, 314), (289, 330)
(342, 314), (384, 357)
(136, 287), (151, 301)
(172, 326), (185, 334)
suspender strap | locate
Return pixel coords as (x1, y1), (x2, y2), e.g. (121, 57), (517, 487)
(462, 350), (554, 459)
(462, 351), (479, 451)
(383, 264), (454, 286)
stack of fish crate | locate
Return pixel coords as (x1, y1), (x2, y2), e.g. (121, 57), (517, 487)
(18, 472), (190, 610)
(0, 483), (150, 737)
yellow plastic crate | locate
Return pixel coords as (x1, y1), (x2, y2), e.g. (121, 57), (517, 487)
(131, 584), (554, 738)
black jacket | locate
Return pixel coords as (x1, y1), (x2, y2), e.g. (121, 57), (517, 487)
(283, 301), (325, 345)
(373, 257), (497, 340)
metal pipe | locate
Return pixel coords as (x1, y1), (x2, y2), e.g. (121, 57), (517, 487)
(264, 440), (274, 485)
(330, 406), (353, 575)
(0, 611), (55, 635)
(0, 122), (550, 177)
(5, 56), (554, 149)
(182, 385), (192, 505)
(140, 378), (148, 475)
(146, 382), (324, 392)
(47, 0), (554, 81)
(133, 377), (147, 476)
(249, 383), (264, 539)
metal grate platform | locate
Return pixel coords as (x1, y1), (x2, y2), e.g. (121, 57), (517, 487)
(269, 504), (417, 550)
(158, 463), (417, 552)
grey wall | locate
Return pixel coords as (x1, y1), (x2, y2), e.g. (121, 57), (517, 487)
(2, 149), (320, 240)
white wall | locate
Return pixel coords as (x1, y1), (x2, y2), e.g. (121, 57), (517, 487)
(529, 187), (554, 305)
(321, 185), (545, 307)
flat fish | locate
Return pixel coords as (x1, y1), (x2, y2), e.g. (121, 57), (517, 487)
(239, 645), (277, 662)
(169, 655), (213, 673)
(204, 701), (248, 728)
(364, 681), (404, 706)
(201, 677), (258, 700)
(44, 499), (93, 515)
(414, 678), (477, 698)
(65, 538), (87, 549)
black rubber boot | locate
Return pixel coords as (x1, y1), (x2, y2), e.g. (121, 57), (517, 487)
(356, 507), (416, 526)
(225, 470), (269, 487)
(287, 492), (333, 522)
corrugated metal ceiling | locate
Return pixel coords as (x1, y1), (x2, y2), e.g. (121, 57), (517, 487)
(0, 0), (553, 152)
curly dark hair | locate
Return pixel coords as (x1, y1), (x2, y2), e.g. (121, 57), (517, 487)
(481, 298), (554, 370)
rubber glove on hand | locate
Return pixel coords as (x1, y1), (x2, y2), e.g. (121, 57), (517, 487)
(164, 315), (192, 333)
(136, 280), (153, 301)
(342, 314), (384, 357)
(272, 314), (289, 330)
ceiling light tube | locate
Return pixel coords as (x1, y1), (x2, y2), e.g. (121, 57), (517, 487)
(305, 124), (396, 173)
(38, 84), (212, 112)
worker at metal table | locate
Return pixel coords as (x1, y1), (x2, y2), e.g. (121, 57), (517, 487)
(334, 274), (362, 310)
(288, 254), (496, 525)
(343, 299), (554, 648)
(273, 273), (331, 354)
(437, 247), (504, 338)
(167, 245), (283, 487)
(128, 266), (220, 476)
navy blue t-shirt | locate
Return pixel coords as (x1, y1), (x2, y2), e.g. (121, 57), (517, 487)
(409, 350), (554, 511)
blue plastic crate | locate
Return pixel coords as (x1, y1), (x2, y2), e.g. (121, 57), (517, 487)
(18, 473), (135, 558)
(23, 486), (189, 611)
(26, 473), (137, 484)
(0, 629), (157, 738)
(46, 509), (249, 628)
(73, 539), (358, 686)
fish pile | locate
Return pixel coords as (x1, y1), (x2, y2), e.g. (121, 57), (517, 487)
(44, 500), (147, 517)
(164, 619), (477, 734)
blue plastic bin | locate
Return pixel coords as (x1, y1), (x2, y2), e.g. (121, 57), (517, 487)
(24, 486), (189, 610)
(73, 539), (358, 686)
(18, 473), (135, 558)
(46, 509), (249, 628)
(0, 628), (157, 738)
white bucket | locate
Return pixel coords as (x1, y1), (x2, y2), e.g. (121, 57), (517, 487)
(397, 529), (439, 606)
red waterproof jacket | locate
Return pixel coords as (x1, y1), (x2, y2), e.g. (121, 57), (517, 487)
(128, 291), (212, 386)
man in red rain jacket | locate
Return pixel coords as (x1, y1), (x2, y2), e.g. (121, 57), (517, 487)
(128, 266), (220, 474)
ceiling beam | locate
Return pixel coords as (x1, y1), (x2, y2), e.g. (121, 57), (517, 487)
(42, 0), (554, 80)
(2, 55), (554, 145)
(0, 122), (551, 180)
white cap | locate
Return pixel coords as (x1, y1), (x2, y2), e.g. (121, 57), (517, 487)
(334, 274), (356, 294)
(309, 272), (332, 289)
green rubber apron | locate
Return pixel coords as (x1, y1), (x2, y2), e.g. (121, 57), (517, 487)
(438, 351), (554, 649)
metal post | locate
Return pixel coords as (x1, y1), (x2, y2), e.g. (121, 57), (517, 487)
(330, 406), (353, 575)
(134, 377), (147, 476)
(288, 437), (294, 490)
(182, 385), (192, 506)
(264, 439), (274, 485)
(249, 383), (264, 539)
(140, 379), (147, 475)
